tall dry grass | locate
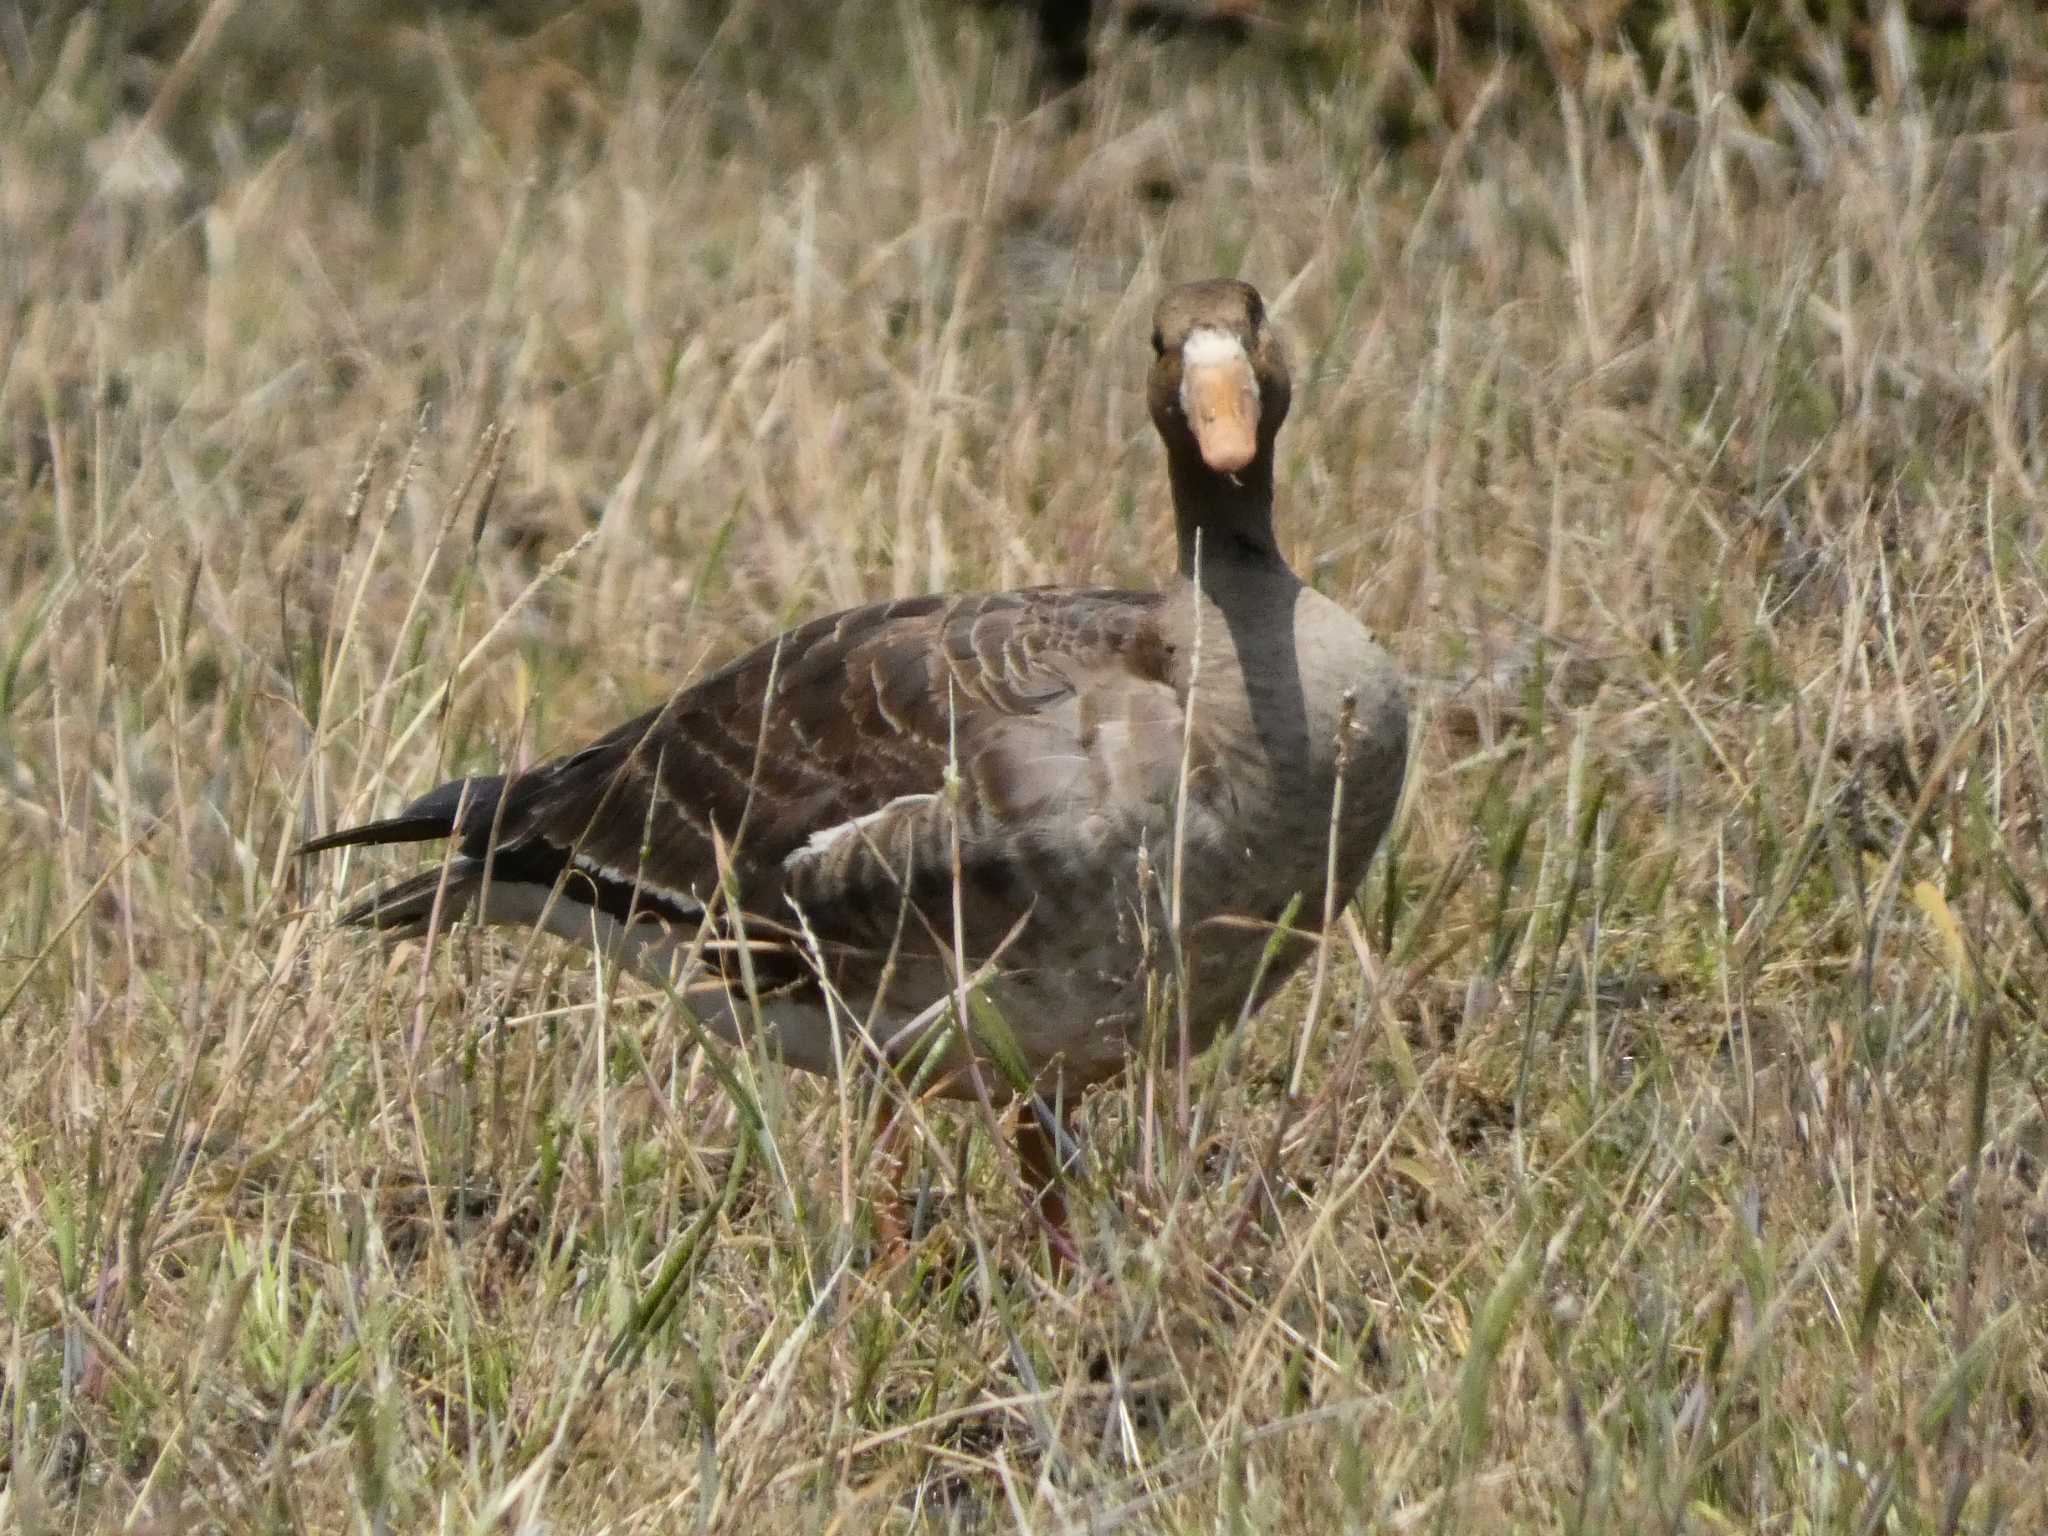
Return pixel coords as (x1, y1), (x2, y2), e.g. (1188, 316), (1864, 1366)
(2, 3), (2046, 1529)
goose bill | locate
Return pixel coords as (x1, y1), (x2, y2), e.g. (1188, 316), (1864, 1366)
(1180, 339), (1261, 474)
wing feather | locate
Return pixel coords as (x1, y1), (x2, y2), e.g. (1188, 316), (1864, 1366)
(335, 586), (1190, 996)
(499, 593), (1171, 925)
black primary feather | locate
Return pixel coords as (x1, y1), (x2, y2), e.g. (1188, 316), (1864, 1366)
(297, 774), (507, 856)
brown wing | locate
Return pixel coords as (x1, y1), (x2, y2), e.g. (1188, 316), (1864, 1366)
(318, 587), (1187, 996)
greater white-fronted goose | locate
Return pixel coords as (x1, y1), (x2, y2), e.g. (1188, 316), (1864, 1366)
(303, 278), (1408, 1254)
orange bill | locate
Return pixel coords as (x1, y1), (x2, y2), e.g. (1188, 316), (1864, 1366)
(1181, 350), (1261, 473)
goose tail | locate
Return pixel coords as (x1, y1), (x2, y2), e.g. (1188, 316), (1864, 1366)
(297, 774), (507, 857)
(300, 775), (507, 937)
(333, 864), (483, 938)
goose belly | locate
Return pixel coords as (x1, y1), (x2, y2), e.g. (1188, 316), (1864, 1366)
(665, 965), (1152, 1096)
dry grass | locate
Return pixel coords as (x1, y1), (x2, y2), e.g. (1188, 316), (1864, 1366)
(4, 3), (2048, 1530)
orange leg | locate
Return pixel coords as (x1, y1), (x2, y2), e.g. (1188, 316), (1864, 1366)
(868, 1090), (917, 1265)
(1016, 1104), (1082, 1272)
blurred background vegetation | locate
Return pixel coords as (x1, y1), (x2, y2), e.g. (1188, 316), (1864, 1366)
(7, 0), (2035, 192)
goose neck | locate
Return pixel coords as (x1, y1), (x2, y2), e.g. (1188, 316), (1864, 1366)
(1170, 451), (1285, 578)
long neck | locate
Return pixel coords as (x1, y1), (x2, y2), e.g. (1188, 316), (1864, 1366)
(1169, 446), (1287, 581)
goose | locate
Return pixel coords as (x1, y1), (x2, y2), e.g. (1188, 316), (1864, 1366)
(302, 278), (1408, 1257)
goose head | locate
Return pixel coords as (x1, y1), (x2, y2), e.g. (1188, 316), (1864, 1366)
(1147, 278), (1293, 481)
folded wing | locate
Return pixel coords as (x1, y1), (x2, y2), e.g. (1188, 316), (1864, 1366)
(306, 586), (1189, 1002)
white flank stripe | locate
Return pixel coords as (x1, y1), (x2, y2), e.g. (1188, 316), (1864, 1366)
(570, 853), (704, 916)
